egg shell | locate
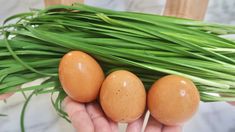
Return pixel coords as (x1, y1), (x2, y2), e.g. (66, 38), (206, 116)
(59, 51), (105, 102)
(100, 70), (146, 123)
(147, 75), (200, 126)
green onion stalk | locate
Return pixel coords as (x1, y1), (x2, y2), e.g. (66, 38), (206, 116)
(1, 4), (235, 131)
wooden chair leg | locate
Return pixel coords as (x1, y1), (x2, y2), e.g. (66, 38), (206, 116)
(44, 0), (208, 20)
(163, 0), (209, 20)
(44, 0), (84, 7)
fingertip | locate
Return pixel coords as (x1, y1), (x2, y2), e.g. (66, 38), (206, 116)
(63, 97), (94, 132)
(62, 97), (69, 106)
(86, 102), (101, 113)
(62, 96), (72, 108)
(144, 116), (162, 132)
(108, 119), (119, 132)
(228, 101), (235, 106)
(86, 102), (112, 132)
(126, 115), (145, 132)
(64, 97), (85, 117)
(86, 102), (105, 116)
(162, 125), (183, 132)
(0, 93), (13, 100)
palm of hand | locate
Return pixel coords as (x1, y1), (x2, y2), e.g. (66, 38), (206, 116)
(64, 97), (182, 132)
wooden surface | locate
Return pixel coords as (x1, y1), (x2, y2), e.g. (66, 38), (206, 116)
(44, 0), (84, 7)
(164, 0), (209, 20)
(45, 0), (208, 20)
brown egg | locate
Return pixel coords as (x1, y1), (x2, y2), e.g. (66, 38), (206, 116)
(147, 75), (200, 126)
(100, 70), (146, 123)
(59, 51), (105, 102)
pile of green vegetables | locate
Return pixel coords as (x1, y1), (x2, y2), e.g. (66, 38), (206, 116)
(1, 3), (235, 131)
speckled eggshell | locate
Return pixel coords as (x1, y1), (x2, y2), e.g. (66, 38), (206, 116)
(100, 70), (146, 123)
(59, 51), (105, 103)
(148, 75), (200, 126)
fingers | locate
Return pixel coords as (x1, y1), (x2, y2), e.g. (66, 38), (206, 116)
(64, 96), (183, 132)
(0, 93), (13, 100)
(86, 102), (116, 132)
(144, 116), (162, 132)
(228, 102), (235, 106)
(0, 86), (19, 100)
(64, 97), (118, 132)
(144, 115), (183, 132)
(108, 119), (119, 132)
(64, 97), (94, 132)
(162, 125), (183, 132)
(126, 115), (145, 132)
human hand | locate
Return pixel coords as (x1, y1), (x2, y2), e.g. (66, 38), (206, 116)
(0, 93), (13, 100)
(228, 102), (235, 106)
(143, 116), (182, 132)
(63, 97), (118, 132)
(63, 97), (183, 132)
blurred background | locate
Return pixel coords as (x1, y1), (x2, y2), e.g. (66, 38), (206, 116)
(0, 0), (235, 132)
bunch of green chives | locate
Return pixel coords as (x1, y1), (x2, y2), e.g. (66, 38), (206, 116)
(1, 4), (235, 130)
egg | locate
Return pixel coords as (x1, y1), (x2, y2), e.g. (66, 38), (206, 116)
(59, 51), (105, 102)
(100, 70), (146, 123)
(147, 75), (200, 126)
